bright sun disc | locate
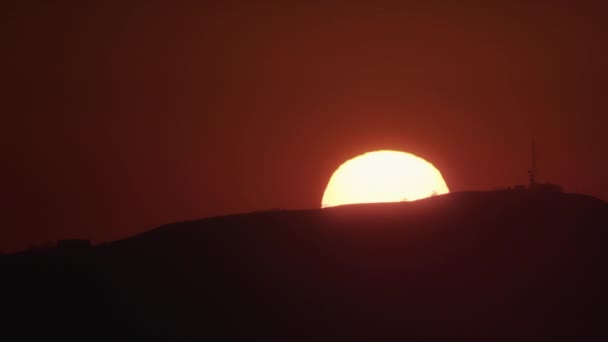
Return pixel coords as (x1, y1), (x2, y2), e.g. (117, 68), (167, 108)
(322, 150), (449, 208)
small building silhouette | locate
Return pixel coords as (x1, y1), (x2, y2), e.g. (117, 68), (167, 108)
(530, 182), (563, 193)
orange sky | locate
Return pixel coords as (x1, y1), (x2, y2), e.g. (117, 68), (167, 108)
(2, 1), (607, 251)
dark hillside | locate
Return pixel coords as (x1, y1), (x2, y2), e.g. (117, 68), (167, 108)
(2, 191), (607, 340)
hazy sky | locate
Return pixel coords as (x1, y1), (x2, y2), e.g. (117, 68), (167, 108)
(2, 1), (607, 251)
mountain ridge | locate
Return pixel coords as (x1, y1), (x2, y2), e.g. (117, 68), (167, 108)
(2, 190), (607, 340)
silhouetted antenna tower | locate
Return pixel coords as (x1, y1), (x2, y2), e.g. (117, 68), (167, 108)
(528, 139), (537, 187)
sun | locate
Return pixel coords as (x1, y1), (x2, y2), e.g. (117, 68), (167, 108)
(322, 150), (449, 208)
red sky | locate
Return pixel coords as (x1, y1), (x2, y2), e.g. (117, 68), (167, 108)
(2, 1), (607, 252)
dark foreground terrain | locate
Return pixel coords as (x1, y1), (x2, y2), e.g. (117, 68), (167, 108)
(2, 191), (608, 340)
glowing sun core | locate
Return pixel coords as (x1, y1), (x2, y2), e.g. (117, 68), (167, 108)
(322, 150), (449, 208)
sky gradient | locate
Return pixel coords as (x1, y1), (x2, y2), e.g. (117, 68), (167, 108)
(3, 1), (607, 251)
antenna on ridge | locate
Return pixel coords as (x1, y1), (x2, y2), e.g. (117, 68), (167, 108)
(528, 139), (537, 188)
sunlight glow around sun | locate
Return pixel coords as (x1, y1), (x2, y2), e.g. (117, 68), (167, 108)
(322, 150), (449, 208)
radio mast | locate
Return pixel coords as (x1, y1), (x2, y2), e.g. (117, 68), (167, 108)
(528, 139), (537, 188)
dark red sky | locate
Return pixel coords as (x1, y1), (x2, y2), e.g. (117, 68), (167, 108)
(2, 1), (607, 252)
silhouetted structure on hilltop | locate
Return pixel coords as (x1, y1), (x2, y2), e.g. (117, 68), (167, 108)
(527, 139), (563, 193)
(528, 139), (537, 187)
(497, 140), (564, 193)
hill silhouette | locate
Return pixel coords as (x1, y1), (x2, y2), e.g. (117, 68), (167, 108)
(2, 191), (608, 340)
